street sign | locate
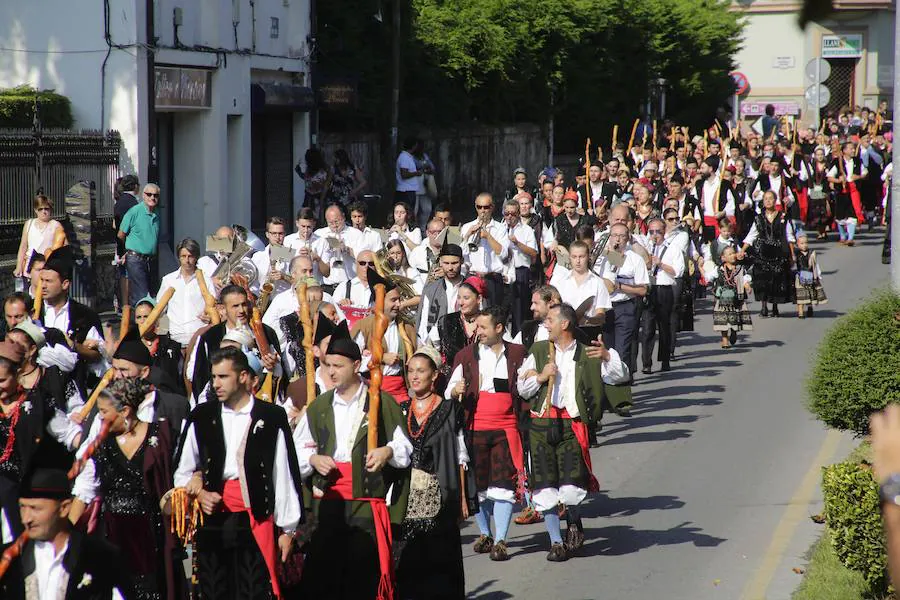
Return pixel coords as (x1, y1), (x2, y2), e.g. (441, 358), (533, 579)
(730, 71), (750, 95)
(822, 34), (863, 58)
(805, 58), (831, 83)
(751, 117), (765, 135)
(805, 84), (831, 108)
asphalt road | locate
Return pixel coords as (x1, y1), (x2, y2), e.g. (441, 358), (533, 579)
(464, 229), (889, 600)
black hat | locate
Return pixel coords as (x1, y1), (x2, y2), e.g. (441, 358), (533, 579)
(20, 468), (71, 500)
(365, 267), (397, 293)
(313, 313), (337, 346)
(42, 245), (74, 281)
(325, 320), (361, 361)
(113, 326), (152, 366)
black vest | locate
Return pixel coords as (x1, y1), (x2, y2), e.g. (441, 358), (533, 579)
(184, 399), (293, 522)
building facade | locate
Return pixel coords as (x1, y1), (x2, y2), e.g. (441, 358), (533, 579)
(0, 0), (313, 267)
(730, 0), (894, 128)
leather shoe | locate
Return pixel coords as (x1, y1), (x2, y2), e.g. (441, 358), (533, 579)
(641, 367), (652, 374)
(473, 535), (494, 554)
(489, 540), (509, 561)
(566, 525), (585, 551)
(547, 542), (569, 562)
(661, 362), (671, 372)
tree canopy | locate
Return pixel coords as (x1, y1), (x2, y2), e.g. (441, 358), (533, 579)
(316, 0), (743, 153)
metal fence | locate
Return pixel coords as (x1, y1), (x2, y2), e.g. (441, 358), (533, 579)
(0, 129), (121, 224)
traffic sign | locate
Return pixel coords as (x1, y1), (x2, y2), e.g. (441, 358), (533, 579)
(805, 58), (831, 83)
(730, 71), (750, 95)
(751, 117), (764, 135)
(805, 84), (831, 108)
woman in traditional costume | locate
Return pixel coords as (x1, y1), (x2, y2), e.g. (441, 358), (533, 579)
(428, 277), (484, 378)
(710, 246), (753, 348)
(741, 190), (795, 318)
(397, 346), (475, 600)
(793, 234), (827, 318)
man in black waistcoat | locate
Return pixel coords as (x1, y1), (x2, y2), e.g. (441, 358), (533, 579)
(0, 468), (134, 600)
(414, 240), (465, 341)
(174, 346), (303, 600)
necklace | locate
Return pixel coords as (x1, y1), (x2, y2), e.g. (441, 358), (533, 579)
(408, 393), (440, 440)
(0, 389), (27, 463)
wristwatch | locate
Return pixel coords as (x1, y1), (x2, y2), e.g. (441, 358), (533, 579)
(879, 473), (900, 505)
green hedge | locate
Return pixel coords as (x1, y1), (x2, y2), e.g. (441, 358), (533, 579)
(0, 85), (74, 129)
(822, 460), (888, 595)
(807, 291), (900, 436)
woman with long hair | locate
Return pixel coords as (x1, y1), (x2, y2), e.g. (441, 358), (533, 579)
(329, 149), (367, 208)
(385, 239), (424, 313)
(427, 277), (484, 378)
(388, 201), (423, 253)
(70, 377), (186, 600)
(297, 147), (332, 221)
(807, 147), (833, 240)
(740, 190), (796, 317)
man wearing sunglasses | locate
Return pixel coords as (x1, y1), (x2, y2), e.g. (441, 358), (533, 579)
(117, 183), (161, 306)
(639, 216), (685, 373)
(331, 250), (381, 330)
(460, 193), (510, 308)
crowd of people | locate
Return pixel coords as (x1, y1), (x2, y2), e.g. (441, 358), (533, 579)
(0, 102), (892, 599)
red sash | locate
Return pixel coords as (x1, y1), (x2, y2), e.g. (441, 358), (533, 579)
(322, 462), (394, 600)
(849, 182), (864, 222)
(221, 480), (282, 599)
(381, 375), (409, 403)
(343, 306), (372, 330)
(797, 186), (809, 222)
(533, 406), (600, 493)
(473, 391), (526, 497)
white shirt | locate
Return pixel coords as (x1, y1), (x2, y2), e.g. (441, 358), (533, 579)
(742, 216), (797, 245)
(511, 322), (549, 345)
(827, 160), (869, 181)
(698, 175), (735, 218)
(647, 237), (686, 286)
(356, 321), (403, 376)
(396, 151), (419, 192)
(251, 245), (295, 296)
(284, 233), (332, 280)
(388, 226), (422, 254)
(460, 219), (510, 275)
(332, 277), (374, 309)
(157, 268), (216, 346)
(293, 380), (413, 478)
(502, 221), (537, 277)
(601, 250), (650, 303)
(262, 288), (343, 349)
(517, 341), (630, 416)
(352, 227), (385, 254)
(549, 270), (612, 318)
(314, 226), (364, 285)
(408, 244), (441, 276)
(416, 278), (461, 342)
(34, 538), (70, 600)
(174, 398), (301, 531)
(444, 343), (509, 399)
(42, 301), (103, 347)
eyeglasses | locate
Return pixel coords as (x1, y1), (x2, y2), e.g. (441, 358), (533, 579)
(144, 192), (160, 198)
(665, 217), (678, 222)
(476, 204), (493, 210)
(267, 231), (285, 236)
(427, 229), (443, 235)
(357, 260), (375, 266)
(503, 212), (519, 217)
(648, 229), (664, 234)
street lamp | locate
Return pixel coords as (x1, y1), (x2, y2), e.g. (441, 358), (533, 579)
(650, 78), (668, 120)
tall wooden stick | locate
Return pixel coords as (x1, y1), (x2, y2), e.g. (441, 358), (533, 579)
(296, 282), (316, 405)
(194, 269), (220, 325)
(540, 343), (557, 416)
(367, 284), (388, 452)
(626, 118), (639, 152)
(611, 125), (618, 153)
(652, 120), (657, 153)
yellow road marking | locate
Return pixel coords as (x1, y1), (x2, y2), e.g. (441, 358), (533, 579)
(741, 428), (843, 600)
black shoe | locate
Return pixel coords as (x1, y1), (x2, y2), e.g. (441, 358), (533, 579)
(547, 542), (569, 562)
(489, 540), (509, 561)
(661, 362), (671, 372)
(473, 535), (494, 554)
(565, 525), (585, 551)
(642, 366), (652, 375)
(771, 305), (780, 317)
(760, 306), (769, 318)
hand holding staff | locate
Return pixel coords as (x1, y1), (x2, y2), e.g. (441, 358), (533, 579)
(611, 125), (618, 152)
(540, 343), (556, 416)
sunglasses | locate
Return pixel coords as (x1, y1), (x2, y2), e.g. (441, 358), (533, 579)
(648, 229), (664, 234)
(665, 217), (678, 222)
(144, 192), (160, 198)
(476, 204), (493, 210)
(358, 260), (375, 266)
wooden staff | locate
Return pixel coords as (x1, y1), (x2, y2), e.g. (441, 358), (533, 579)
(0, 532), (28, 580)
(670, 127), (676, 152)
(626, 118), (639, 152)
(367, 284), (389, 452)
(296, 282), (316, 405)
(584, 138), (592, 212)
(195, 269), (220, 325)
(459, 465), (469, 519)
(250, 307), (275, 402)
(540, 343), (556, 416)
(596, 146), (602, 163)
(611, 126), (618, 153)
(703, 130), (709, 158)
(30, 227), (68, 320)
(117, 305), (132, 344)
(652, 120), (657, 152)
(78, 368), (115, 420)
(139, 288), (174, 336)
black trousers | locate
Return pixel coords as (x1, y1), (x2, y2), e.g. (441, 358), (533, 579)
(508, 266), (531, 336)
(640, 285), (675, 368)
(481, 272), (505, 310)
(603, 298), (637, 372)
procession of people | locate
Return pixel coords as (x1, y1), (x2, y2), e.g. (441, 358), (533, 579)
(0, 103), (893, 599)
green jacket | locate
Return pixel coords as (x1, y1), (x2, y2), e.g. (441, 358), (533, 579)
(526, 340), (632, 423)
(304, 388), (411, 525)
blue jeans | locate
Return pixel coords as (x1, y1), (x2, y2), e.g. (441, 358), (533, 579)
(125, 253), (151, 306)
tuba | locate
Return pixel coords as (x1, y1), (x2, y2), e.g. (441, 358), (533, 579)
(212, 239), (258, 288)
(374, 248), (419, 323)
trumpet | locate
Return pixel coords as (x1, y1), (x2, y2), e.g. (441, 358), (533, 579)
(467, 215), (488, 252)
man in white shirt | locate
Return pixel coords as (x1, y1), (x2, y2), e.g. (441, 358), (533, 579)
(409, 218), (447, 279)
(512, 284), (561, 348)
(639, 217), (685, 373)
(332, 250), (378, 314)
(292, 326), (412, 598)
(347, 201), (386, 254)
(158, 237), (216, 347)
(461, 193), (510, 308)
(694, 157), (736, 243)
(250, 216), (295, 297)
(395, 136), (421, 206)
(415, 241), (465, 342)
(284, 207), (331, 280)
(500, 199), (538, 335)
(550, 241), (611, 324)
(174, 347), (302, 599)
(315, 205), (364, 291)
(516, 303), (629, 562)
(7, 469), (133, 599)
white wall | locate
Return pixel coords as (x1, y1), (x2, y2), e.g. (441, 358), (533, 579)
(734, 13), (808, 95)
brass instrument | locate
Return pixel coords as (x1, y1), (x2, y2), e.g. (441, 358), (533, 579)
(467, 215), (488, 252)
(589, 230), (610, 271)
(374, 247), (420, 325)
(257, 281), (275, 314)
(211, 239), (258, 287)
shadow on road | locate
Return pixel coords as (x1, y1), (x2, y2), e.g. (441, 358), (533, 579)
(582, 492), (686, 518)
(599, 429), (693, 446)
(466, 579), (514, 600)
(579, 521), (727, 557)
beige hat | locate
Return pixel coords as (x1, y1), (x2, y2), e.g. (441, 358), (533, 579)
(410, 345), (442, 370)
(222, 327), (255, 348)
(12, 320), (45, 349)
